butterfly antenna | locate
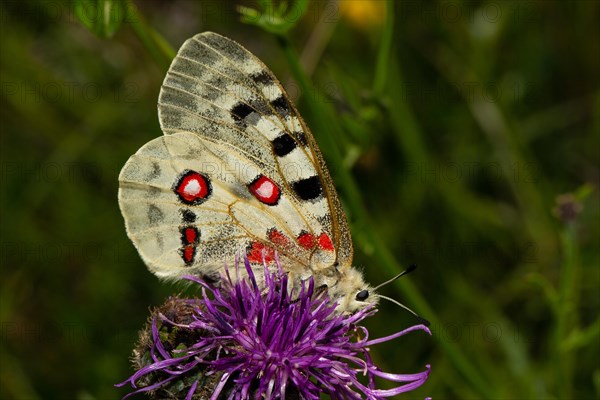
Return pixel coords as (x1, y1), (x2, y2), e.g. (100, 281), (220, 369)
(374, 264), (430, 326)
(373, 263), (418, 291)
(378, 295), (430, 326)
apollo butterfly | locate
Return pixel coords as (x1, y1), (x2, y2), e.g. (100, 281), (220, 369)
(118, 32), (376, 313)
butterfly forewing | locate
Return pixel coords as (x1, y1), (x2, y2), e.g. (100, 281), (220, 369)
(119, 31), (353, 281)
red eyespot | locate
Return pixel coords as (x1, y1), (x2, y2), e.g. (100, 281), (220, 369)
(179, 226), (200, 265)
(268, 228), (290, 247)
(174, 171), (212, 204)
(181, 226), (199, 245)
(297, 232), (316, 250)
(318, 233), (334, 251)
(297, 232), (334, 251)
(181, 245), (196, 265)
(248, 175), (280, 205)
(247, 241), (276, 263)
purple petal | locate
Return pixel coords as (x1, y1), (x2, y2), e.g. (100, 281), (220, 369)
(117, 256), (431, 400)
(363, 323), (432, 346)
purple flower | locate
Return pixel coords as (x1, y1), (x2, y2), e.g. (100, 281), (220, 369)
(117, 258), (431, 399)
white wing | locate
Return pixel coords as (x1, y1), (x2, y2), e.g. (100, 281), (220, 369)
(119, 32), (353, 280)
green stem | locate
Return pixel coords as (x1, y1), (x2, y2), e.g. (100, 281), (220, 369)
(372, 0), (394, 96)
(277, 34), (497, 400)
(554, 222), (580, 399)
(127, 1), (175, 69)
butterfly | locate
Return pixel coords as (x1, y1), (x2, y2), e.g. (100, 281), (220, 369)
(118, 32), (376, 313)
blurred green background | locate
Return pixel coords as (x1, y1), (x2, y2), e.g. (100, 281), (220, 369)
(1, 1), (598, 399)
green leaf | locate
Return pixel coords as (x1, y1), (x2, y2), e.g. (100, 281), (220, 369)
(238, 0), (308, 36)
(74, 0), (128, 38)
(561, 317), (600, 352)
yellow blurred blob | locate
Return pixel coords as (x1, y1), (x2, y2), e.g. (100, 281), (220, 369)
(340, 0), (386, 30)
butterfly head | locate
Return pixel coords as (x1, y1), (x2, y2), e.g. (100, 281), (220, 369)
(330, 267), (378, 314)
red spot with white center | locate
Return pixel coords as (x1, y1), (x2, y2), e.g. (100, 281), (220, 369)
(318, 233), (334, 251)
(248, 175), (280, 205)
(247, 241), (276, 264)
(297, 232), (316, 250)
(174, 171), (211, 205)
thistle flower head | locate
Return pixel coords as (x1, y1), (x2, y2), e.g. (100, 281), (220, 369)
(117, 258), (431, 399)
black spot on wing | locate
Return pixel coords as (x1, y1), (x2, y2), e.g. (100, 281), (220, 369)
(181, 209), (197, 223)
(292, 176), (323, 201)
(231, 102), (254, 121)
(271, 96), (290, 114)
(250, 70), (272, 85)
(272, 133), (297, 157)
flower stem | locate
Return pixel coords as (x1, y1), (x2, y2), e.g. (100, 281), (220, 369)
(372, 0), (394, 96)
(554, 222), (580, 399)
(127, 2), (175, 70)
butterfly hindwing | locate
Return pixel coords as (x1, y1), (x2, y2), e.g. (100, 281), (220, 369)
(119, 31), (353, 281)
